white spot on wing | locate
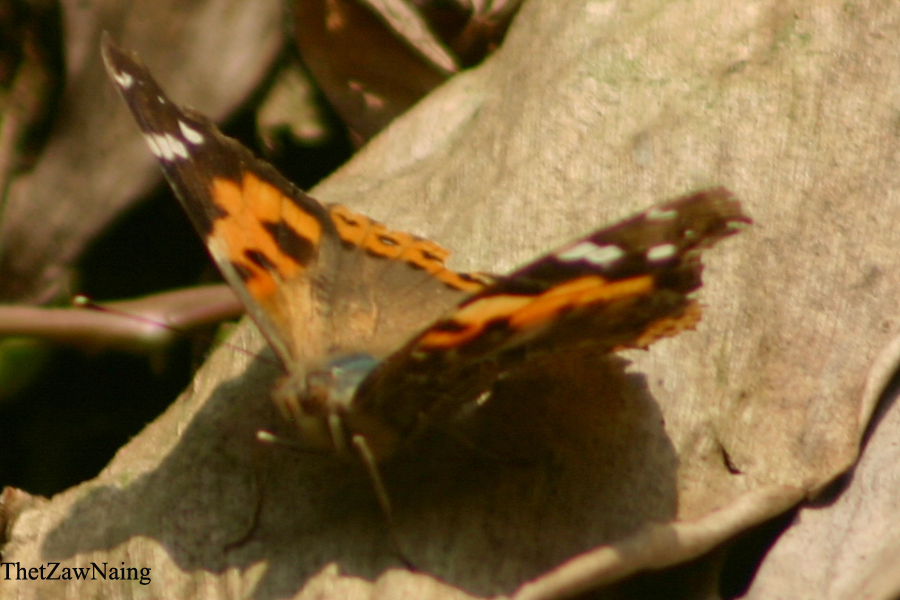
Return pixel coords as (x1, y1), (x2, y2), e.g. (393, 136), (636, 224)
(166, 134), (189, 158)
(154, 134), (175, 160)
(556, 241), (625, 266)
(143, 134), (163, 158)
(179, 121), (205, 144)
(145, 133), (189, 161)
(111, 69), (133, 89)
(647, 243), (677, 262)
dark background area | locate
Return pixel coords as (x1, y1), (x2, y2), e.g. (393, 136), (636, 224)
(0, 95), (352, 497)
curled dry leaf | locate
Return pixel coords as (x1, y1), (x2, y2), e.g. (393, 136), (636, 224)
(513, 484), (804, 600)
(414, 0), (523, 67)
(292, 0), (453, 142)
(741, 342), (900, 600)
(290, 0), (521, 141)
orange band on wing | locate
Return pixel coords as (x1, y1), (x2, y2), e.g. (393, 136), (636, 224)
(210, 173), (322, 300)
(327, 205), (485, 293)
(365, 224), (415, 259)
(508, 275), (653, 328)
(329, 204), (370, 246)
(417, 274), (655, 350)
(417, 295), (533, 348)
(431, 270), (487, 293)
(398, 239), (450, 270)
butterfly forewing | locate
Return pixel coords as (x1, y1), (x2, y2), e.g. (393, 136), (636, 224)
(102, 36), (494, 458)
(101, 35), (346, 367)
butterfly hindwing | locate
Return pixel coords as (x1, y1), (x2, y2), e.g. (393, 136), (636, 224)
(354, 188), (750, 445)
(415, 187), (749, 356)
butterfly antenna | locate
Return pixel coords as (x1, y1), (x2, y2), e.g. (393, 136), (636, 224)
(72, 294), (183, 334)
(351, 434), (415, 569)
(73, 291), (287, 370)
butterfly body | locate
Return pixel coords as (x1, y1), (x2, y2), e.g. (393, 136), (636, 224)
(101, 35), (750, 465)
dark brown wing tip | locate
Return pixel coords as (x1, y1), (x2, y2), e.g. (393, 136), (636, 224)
(665, 187), (752, 249)
(100, 33), (140, 88)
(100, 33), (173, 120)
(695, 186), (753, 227)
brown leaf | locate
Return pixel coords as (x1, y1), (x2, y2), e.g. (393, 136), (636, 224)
(292, 0), (454, 142)
(4, 0), (898, 598)
(290, 0), (521, 142)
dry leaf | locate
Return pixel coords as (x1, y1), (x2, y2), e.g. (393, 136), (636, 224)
(741, 357), (900, 600)
(292, 0), (453, 141)
(290, 0), (520, 141)
(4, 0), (900, 598)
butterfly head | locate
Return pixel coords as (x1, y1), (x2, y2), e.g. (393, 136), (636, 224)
(273, 353), (402, 461)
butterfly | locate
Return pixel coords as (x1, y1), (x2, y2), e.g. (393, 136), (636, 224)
(101, 34), (750, 474)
